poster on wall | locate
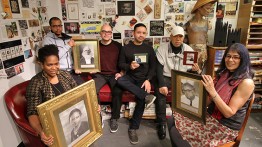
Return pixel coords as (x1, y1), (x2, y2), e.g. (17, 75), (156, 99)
(117, 1), (135, 16)
(80, 21), (102, 35)
(150, 20), (164, 36)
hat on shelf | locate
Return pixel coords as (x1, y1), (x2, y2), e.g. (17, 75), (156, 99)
(171, 26), (185, 37)
(191, 0), (217, 14)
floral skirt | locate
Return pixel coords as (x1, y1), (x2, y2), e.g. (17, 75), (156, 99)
(174, 112), (239, 147)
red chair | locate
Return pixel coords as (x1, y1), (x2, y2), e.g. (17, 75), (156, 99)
(4, 80), (45, 147)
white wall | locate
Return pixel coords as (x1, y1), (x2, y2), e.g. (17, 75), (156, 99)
(0, 0), (239, 146)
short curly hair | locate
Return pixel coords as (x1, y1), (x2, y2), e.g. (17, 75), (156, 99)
(38, 44), (59, 63)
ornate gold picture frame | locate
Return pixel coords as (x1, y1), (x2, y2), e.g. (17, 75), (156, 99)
(37, 80), (102, 147)
(171, 69), (207, 124)
(73, 39), (100, 72)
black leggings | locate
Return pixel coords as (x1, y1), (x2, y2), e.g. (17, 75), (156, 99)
(167, 116), (191, 147)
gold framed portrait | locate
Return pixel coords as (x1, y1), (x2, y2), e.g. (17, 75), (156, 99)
(171, 69), (207, 124)
(37, 80), (102, 147)
(73, 39), (100, 72)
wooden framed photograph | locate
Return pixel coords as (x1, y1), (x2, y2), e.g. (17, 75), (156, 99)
(73, 39), (100, 72)
(171, 69), (207, 124)
(117, 1), (135, 16)
(37, 80), (102, 147)
(134, 53), (148, 64)
(183, 51), (198, 65)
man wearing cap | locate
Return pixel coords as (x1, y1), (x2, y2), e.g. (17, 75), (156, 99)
(154, 26), (200, 140)
(185, 0), (216, 71)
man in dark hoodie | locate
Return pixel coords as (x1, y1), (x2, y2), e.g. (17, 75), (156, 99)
(42, 17), (83, 85)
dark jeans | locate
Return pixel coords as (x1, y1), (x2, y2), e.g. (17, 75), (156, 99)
(92, 73), (123, 119)
(154, 76), (171, 124)
(167, 116), (191, 147)
(117, 75), (148, 129)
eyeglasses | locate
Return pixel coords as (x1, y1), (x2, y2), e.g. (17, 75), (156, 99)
(225, 54), (241, 61)
(51, 25), (63, 28)
(101, 30), (112, 34)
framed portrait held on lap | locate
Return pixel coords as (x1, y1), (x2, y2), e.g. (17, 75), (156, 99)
(73, 39), (100, 72)
(171, 70), (207, 124)
(37, 80), (102, 147)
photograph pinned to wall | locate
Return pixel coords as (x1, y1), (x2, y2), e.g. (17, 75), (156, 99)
(175, 14), (184, 22)
(38, 7), (49, 23)
(28, 19), (40, 27)
(105, 4), (116, 16)
(134, 53), (148, 64)
(64, 22), (80, 34)
(144, 4), (153, 15)
(165, 15), (172, 22)
(5, 21), (19, 39)
(0, 49), (7, 61)
(9, 0), (21, 14)
(61, 4), (67, 21)
(10, 47), (16, 58)
(117, 1), (135, 16)
(123, 37), (134, 46)
(164, 22), (173, 34)
(171, 69), (207, 124)
(150, 20), (164, 36)
(42, 26), (50, 35)
(68, 3), (79, 20)
(162, 37), (170, 43)
(80, 21), (102, 35)
(136, 10), (147, 21)
(224, 2), (237, 19)
(37, 80), (102, 147)
(144, 38), (153, 47)
(153, 37), (161, 51)
(183, 51), (198, 65)
(21, 0), (29, 8)
(154, 0), (161, 19)
(102, 17), (113, 24)
(6, 48), (12, 59)
(73, 39), (100, 72)
(124, 30), (133, 38)
(14, 63), (24, 74)
(216, 3), (225, 19)
(129, 17), (138, 28)
(24, 49), (33, 59)
(82, 0), (94, 8)
(30, 29), (42, 42)
(5, 67), (16, 79)
(136, 0), (147, 8)
(18, 20), (28, 29)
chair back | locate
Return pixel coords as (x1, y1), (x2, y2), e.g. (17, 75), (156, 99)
(4, 80), (45, 147)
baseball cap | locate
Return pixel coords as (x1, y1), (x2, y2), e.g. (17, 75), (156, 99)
(171, 26), (184, 37)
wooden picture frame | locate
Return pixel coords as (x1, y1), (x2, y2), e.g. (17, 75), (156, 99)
(183, 51), (198, 65)
(171, 69), (207, 124)
(73, 39), (100, 72)
(37, 80), (102, 147)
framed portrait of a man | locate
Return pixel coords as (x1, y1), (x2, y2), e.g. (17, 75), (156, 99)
(171, 69), (207, 124)
(117, 1), (135, 16)
(73, 39), (100, 72)
(37, 80), (102, 147)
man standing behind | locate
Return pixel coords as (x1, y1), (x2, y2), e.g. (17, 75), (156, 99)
(42, 17), (84, 85)
(90, 24), (123, 133)
(117, 23), (156, 144)
(155, 26), (200, 140)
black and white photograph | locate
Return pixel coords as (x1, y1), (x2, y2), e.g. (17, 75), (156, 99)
(21, 0), (29, 8)
(150, 20), (164, 36)
(64, 22), (80, 34)
(134, 53), (148, 64)
(183, 51), (198, 65)
(18, 20), (28, 29)
(124, 30), (133, 37)
(79, 44), (95, 68)
(117, 1), (135, 16)
(59, 100), (90, 146)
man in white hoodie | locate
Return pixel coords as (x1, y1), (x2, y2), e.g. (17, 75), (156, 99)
(42, 17), (84, 85)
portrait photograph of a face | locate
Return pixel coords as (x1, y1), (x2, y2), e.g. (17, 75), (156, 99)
(183, 51), (198, 65)
(134, 53), (148, 64)
(117, 1), (135, 16)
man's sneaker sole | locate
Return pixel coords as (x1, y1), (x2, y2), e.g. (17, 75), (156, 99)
(110, 127), (118, 133)
(145, 96), (156, 109)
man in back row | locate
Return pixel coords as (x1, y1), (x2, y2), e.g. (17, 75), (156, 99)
(42, 17), (84, 85)
(117, 23), (156, 144)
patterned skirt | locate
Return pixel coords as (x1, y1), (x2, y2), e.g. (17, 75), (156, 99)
(174, 112), (239, 147)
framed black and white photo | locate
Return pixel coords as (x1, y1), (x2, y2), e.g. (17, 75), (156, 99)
(150, 20), (164, 36)
(117, 1), (135, 16)
(171, 70), (207, 124)
(183, 51), (198, 65)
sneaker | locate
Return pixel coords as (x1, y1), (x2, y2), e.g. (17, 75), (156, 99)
(145, 94), (156, 109)
(110, 119), (118, 133)
(128, 129), (138, 144)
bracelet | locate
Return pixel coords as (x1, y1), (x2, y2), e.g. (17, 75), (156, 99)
(212, 94), (218, 101)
